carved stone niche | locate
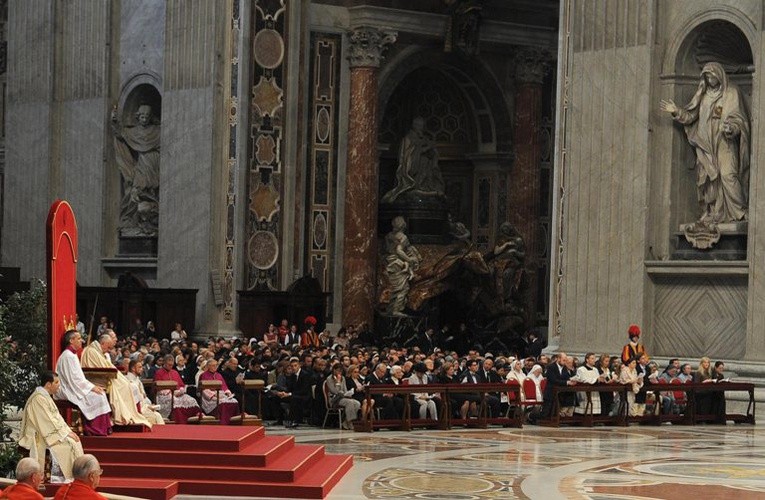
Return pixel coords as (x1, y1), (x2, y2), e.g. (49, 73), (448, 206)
(113, 83), (162, 256)
(668, 20), (752, 260)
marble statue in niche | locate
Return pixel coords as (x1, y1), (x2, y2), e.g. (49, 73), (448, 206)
(383, 216), (422, 316)
(660, 62), (750, 224)
(382, 117), (445, 203)
(111, 103), (161, 237)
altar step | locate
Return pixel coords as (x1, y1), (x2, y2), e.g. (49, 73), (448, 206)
(47, 425), (352, 499)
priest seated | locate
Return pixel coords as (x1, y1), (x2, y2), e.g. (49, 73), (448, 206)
(18, 371), (84, 482)
(198, 358), (239, 425)
(153, 354), (201, 423)
(54, 330), (112, 436)
(81, 332), (151, 429)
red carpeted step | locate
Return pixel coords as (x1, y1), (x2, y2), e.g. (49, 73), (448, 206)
(45, 478), (179, 500)
(88, 434), (296, 468)
(177, 454), (354, 499)
(82, 424), (264, 452)
(100, 444), (325, 483)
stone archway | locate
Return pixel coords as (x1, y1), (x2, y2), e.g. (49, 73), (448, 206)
(377, 50), (513, 246)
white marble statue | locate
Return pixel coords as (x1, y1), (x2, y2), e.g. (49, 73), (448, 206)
(382, 117), (445, 203)
(111, 104), (161, 236)
(384, 216), (422, 316)
(660, 62), (750, 223)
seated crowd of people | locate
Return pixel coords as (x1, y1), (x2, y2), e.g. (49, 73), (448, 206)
(72, 318), (735, 428)
(11, 318), (732, 491)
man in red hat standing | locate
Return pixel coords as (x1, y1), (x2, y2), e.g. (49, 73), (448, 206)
(621, 324), (646, 364)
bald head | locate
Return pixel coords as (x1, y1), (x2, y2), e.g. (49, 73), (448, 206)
(72, 454), (101, 482)
(15, 457), (41, 483)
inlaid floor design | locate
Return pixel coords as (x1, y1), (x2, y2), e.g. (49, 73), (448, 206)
(178, 424), (765, 499)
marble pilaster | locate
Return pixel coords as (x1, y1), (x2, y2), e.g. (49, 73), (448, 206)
(510, 48), (550, 327)
(341, 26), (396, 328)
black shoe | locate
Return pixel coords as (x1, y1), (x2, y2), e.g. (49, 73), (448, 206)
(288, 422), (299, 429)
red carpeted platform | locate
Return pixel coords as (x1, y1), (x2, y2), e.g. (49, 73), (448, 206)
(47, 426), (352, 500)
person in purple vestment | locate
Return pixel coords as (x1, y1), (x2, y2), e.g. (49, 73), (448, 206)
(153, 354), (200, 423)
(198, 359), (239, 425)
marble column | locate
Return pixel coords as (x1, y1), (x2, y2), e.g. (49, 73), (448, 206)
(509, 48), (550, 328)
(342, 27), (396, 329)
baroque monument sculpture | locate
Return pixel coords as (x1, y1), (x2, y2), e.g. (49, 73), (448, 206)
(383, 216), (422, 316)
(382, 117), (445, 203)
(660, 62), (750, 226)
(111, 104), (161, 237)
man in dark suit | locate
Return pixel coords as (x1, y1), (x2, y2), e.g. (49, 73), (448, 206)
(472, 358), (501, 417)
(542, 352), (577, 418)
(278, 357), (313, 428)
(524, 329), (544, 359)
(283, 325), (300, 347)
(365, 363), (402, 419)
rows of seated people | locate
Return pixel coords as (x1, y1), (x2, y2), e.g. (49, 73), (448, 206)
(87, 319), (732, 428)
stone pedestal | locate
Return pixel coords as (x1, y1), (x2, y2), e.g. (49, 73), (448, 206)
(673, 221), (748, 260)
(374, 312), (427, 346)
(118, 236), (158, 256)
(508, 48), (550, 326)
(341, 27), (396, 328)
(378, 192), (449, 244)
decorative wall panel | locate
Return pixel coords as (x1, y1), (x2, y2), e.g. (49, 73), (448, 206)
(246, 0), (286, 290)
(220, 0), (241, 321)
(653, 276), (746, 359)
(305, 32), (341, 317)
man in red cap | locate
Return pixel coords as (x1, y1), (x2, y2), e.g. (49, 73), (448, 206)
(621, 324), (646, 364)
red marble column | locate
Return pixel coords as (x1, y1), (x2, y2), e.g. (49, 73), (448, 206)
(342, 27), (396, 329)
(509, 49), (550, 328)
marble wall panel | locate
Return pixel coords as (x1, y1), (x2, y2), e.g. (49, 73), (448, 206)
(555, 1), (651, 354)
(3, 0), (54, 280)
(120, 0), (165, 87)
(652, 275), (747, 359)
(55, 0), (107, 101)
(3, 103), (50, 280)
(59, 100), (108, 285)
(164, 0), (216, 90)
(157, 87), (214, 328)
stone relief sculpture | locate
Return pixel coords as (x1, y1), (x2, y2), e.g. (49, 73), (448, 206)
(382, 117), (445, 203)
(444, 0), (485, 55)
(383, 216), (422, 316)
(484, 222), (526, 313)
(660, 62), (750, 224)
(111, 104), (161, 237)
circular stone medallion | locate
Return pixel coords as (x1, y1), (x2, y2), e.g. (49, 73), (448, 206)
(248, 230), (279, 270)
(253, 29), (285, 69)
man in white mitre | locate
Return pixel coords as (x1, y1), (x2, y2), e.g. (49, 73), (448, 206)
(80, 331), (152, 429)
(55, 330), (112, 436)
(18, 371), (84, 482)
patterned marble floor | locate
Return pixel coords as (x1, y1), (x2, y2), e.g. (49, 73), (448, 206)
(177, 424), (765, 500)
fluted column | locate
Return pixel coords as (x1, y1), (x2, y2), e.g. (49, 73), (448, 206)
(510, 48), (550, 327)
(341, 27), (396, 328)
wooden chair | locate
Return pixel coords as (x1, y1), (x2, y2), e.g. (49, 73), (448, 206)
(322, 380), (344, 429)
(233, 379), (264, 426)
